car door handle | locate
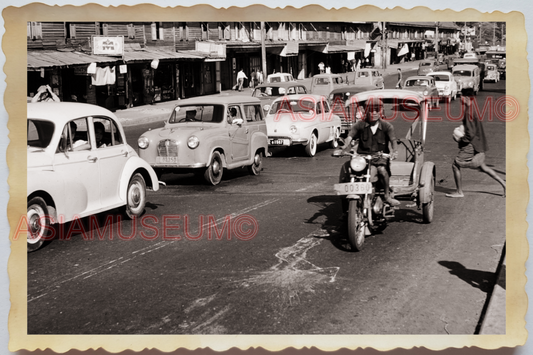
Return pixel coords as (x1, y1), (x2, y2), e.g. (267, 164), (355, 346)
(87, 156), (98, 163)
(121, 150), (128, 157)
(245, 128), (249, 134)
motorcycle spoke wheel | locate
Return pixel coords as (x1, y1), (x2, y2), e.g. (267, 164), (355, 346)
(347, 200), (365, 251)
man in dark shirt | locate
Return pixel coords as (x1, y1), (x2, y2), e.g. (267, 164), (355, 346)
(446, 91), (506, 197)
(339, 98), (400, 210)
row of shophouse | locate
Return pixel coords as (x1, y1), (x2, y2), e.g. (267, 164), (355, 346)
(27, 21), (461, 111)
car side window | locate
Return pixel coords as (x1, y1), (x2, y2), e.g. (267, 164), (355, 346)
(58, 117), (91, 153)
(93, 117), (124, 149)
(244, 105), (263, 122)
(227, 105), (243, 124)
(315, 101), (322, 114)
(297, 86), (306, 94)
(287, 87), (296, 94)
(322, 100), (330, 113)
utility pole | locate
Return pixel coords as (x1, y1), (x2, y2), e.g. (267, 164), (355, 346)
(382, 21), (387, 70)
(261, 22), (267, 76)
(492, 22), (496, 46)
(435, 22), (439, 55)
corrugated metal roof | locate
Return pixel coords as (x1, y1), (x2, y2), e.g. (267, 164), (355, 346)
(28, 48), (204, 69)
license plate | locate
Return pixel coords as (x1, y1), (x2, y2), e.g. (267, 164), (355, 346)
(156, 156), (178, 164)
(269, 139), (289, 146)
(334, 182), (372, 195)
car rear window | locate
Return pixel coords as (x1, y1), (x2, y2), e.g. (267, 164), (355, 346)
(420, 62), (431, 66)
(169, 105), (224, 123)
(27, 119), (55, 148)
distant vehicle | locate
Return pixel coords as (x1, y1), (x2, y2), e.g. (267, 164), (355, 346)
(265, 94), (342, 157)
(27, 102), (161, 252)
(452, 64), (481, 95)
(402, 76), (440, 108)
(463, 52), (478, 59)
(266, 72), (295, 83)
(437, 53), (445, 64)
(485, 50), (506, 79)
(310, 73), (347, 97)
(417, 60), (439, 76)
(426, 71), (460, 102)
(484, 63), (501, 83)
(252, 82), (308, 112)
(452, 57), (487, 90)
(137, 96), (268, 185)
(327, 85), (376, 135)
(346, 69), (385, 90)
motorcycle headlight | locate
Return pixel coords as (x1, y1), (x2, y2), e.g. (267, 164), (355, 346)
(138, 136), (149, 149)
(350, 156), (367, 172)
(187, 136), (200, 149)
(290, 125), (298, 134)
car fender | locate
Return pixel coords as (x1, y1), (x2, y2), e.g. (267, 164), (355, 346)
(419, 161), (435, 204)
(119, 156), (160, 201)
(250, 130), (268, 155)
(27, 170), (66, 222)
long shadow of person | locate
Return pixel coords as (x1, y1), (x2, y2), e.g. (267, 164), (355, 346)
(438, 261), (500, 293)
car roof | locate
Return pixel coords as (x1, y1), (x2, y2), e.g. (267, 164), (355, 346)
(271, 94), (325, 102)
(452, 64), (479, 70)
(349, 89), (425, 105)
(268, 72), (292, 77)
(405, 76), (432, 81)
(177, 95), (262, 105)
(427, 71), (453, 76)
(27, 102), (118, 125)
(255, 82), (304, 89)
(329, 85), (376, 95)
(313, 73), (344, 78)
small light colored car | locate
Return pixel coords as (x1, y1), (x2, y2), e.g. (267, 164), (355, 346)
(452, 64), (481, 95)
(346, 69), (385, 89)
(138, 96), (268, 185)
(463, 52), (478, 59)
(266, 72), (295, 83)
(417, 60), (439, 76)
(310, 73), (347, 97)
(402, 76), (440, 108)
(484, 63), (500, 83)
(265, 94), (342, 157)
(252, 82), (308, 112)
(426, 71), (461, 102)
(327, 85), (375, 135)
(27, 102), (160, 252)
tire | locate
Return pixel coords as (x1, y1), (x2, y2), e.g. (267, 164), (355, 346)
(347, 200), (365, 251)
(247, 151), (263, 176)
(204, 151), (223, 185)
(305, 132), (318, 157)
(452, 91), (457, 101)
(154, 168), (164, 180)
(419, 162), (435, 224)
(27, 197), (51, 252)
(126, 173), (147, 219)
(330, 128), (340, 149)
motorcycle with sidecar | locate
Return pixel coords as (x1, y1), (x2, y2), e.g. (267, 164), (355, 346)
(333, 89), (435, 251)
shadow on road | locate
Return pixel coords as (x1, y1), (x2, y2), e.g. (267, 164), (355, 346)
(438, 260), (499, 293)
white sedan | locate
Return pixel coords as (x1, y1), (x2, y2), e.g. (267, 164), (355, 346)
(265, 94), (342, 157)
(27, 102), (160, 251)
(426, 71), (461, 102)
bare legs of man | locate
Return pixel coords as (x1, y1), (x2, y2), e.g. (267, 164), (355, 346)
(446, 162), (506, 198)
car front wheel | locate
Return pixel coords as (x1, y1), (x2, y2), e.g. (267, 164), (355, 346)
(305, 132), (318, 157)
(126, 173), (147, 219)
(204, 151), (224, 185)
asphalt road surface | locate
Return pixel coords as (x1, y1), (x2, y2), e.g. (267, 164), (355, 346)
(28, 74), (506, 335)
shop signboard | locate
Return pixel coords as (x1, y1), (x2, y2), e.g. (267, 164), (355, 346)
(92, 36), (125, 56)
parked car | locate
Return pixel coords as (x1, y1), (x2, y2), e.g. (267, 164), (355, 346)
(345, 68), (385, 89)
(402, 76), (440, 108)
(426, 71), (461, 102)
(417, 60), (439, 75)
(310, 73), (347, 97)
(27, 102), (160, 252)
(252, 82), (308, 112)
(327, 85), (375, 135)
(265, 94), (342, 157)
(452, 64), (481, 95)
(137, 96), (268, 185)
(267, 72), (295, 83)
(484, 63), (500, 83)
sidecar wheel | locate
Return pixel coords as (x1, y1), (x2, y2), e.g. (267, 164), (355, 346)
(420, 162), (435, 223)
(347, 200), (365, 251)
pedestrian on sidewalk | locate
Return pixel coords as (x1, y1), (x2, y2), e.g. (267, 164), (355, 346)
(318, 62), (325, 74)
(396, 68), (403, 89)
(446, 91), (506, 198)
(236, 69), (247, 92)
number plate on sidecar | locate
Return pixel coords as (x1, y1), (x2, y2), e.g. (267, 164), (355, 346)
(334, 182), (372, 195)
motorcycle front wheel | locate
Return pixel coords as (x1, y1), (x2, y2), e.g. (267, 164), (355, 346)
(348, 200), (365, 251)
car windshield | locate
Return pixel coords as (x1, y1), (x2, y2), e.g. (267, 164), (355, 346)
(453, 70), (472, 77)
(27, 118), (55, 149)
(420, 62), (431, 66)
(169, 105), (224, 124)
(269, 99), (315, 114)
(405, 79), (429, 87)
(431, 75), (450, 82)
(252, 86), (286, 97)
(314, 78), (330, 85)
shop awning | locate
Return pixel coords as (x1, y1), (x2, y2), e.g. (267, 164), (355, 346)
(326, 44), (364, 53)
(386, 39), (425, 49)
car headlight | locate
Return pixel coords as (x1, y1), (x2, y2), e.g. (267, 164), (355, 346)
(290, 125), (297, 134)
(138, 136), (149, 149)
(187, 136), (200, 149)
(423, 90), (429, 96)
(468, 82), (473, 87)
(444, 85), (449, 90)
(350, 156), (367, 172)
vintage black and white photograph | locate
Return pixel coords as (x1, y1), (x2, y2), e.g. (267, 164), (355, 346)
(7, 3), (528, 353)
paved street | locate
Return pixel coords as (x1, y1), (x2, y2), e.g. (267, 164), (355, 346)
(27, 72), (506, 335)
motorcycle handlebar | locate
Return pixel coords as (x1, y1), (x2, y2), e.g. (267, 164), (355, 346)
(332, 149), (391, 159)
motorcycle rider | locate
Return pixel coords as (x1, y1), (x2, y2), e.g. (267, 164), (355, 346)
(339, 98), (400, 217)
